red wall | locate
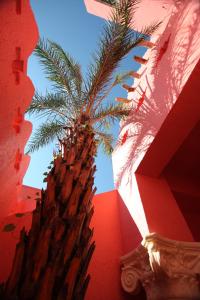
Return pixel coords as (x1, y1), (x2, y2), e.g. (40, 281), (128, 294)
(0, 210), (32, 283)
(86, 190), (144, 300)
(163, 120), (200, 241)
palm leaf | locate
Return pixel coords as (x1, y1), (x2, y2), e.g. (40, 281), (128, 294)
(85, 0), (158, 113)
(47, 40), (83, 97)
(35, 39), (82, 98)
(113, 71), (132, 85)
(26, 92), (81, 126)
(92, 103), (132, 125)
(95, 130), (114, 155)
(26, 122), (64, 154)
(92, 71), (133, 113)
(27, 92), (66, 113)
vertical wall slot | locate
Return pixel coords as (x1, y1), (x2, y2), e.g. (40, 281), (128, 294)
(16, 0), (22, 15)
(12, 47), (24, 84)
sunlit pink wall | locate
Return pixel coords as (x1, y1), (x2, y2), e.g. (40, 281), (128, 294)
(0, 0), (38, 221)
(111, 0), (200, 241)
(84, 0), (174, 34)
(113, 0), (200, 178)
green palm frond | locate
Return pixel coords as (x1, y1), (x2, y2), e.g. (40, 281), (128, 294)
(92, 71), (133, 113)
(101, 0), (116, 5)
(35, 39), (82, 97)
(47, 40), (83, 97)
(27, 92), (67, 114)
(85, 0), (158, 113)
(26, 92), (76, 125)
(95, 130), (114, 155)
(92, 103), (132, 126)
(26, 122), (64, 154)
(113, 71), (132, 85)
(27, 0), (160, 154)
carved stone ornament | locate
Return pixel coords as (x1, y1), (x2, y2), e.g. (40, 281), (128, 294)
(120, 233), (200, 299)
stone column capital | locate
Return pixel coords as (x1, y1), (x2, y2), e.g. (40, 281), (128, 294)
(121, 233), (200, 299)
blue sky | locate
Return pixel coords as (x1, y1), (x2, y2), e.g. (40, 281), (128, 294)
(23, 0), (146, 194)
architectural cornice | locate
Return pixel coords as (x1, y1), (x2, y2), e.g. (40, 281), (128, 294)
(121, 233), (200, 299)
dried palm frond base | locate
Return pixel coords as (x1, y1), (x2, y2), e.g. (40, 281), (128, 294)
(1, 123), (96, 300)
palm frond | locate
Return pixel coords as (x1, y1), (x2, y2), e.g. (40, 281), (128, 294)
(35, 39), (82, 97)
(26, 122), (64, 154)
(113, 71), (132, 85)
(27, 92), (67, 114)
(26, 92), (77, 126)
(28, 0), (160, 156)
(95, 130), (114, 155)
(47, 40), (83, 97)
(100, 0), (116, 5)
(92, 71), (132, 113)
(85, 0), (158, 113)
(92, 103), (132, 126)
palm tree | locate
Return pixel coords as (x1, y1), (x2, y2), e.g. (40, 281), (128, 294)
(100, 0), (117, 5)
(2, 1), (158, 299)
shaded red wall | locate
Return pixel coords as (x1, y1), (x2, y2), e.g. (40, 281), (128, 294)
(118, 193), (143, 254)
(172, 192), (200, 242)
(0, 211), (32, 283)
(163, 120), (200, 241)
(86, 190), (145, 300)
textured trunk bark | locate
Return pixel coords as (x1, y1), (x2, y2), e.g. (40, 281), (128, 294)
(3, 122), (96, 300)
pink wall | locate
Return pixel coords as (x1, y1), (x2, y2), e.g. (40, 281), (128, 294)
(136, 49), (200, 179)
(110, 0), (200, 242)
(84, 0), (174, 34)
(113, 0), (200, 181)
(113, 58), (200, 242)
(0, 0), (38, 221)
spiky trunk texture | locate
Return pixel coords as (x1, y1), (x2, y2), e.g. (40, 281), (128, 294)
(3, 122), (97, 300)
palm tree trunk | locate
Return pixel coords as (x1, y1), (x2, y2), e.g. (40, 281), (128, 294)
(3, 122), (96, 300)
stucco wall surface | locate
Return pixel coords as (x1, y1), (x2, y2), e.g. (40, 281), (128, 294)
(111, 0), (200, 240)
(84, 0), (175, 34)
(0, 0), (38, 220)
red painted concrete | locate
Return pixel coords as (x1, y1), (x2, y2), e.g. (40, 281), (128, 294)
(113, 0), (200, 182)
(0, 211), (32, 283)
(12, 184), (39, 215)
(172, 192), (200, 242)
(86, 190), (124, 300)
(137, 59), (200, 178)
(0, 0), (38, 220)
(130, 60), (200, 242)
(118, 193), (142, 254)
(84, 0), (173, 34)
(163, 120), (200, 241)
(86, 190), (144, 300)
(135, 174), (194, 242)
